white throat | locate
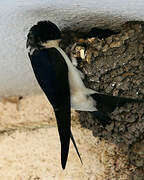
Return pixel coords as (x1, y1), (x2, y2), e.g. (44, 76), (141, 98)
(42, 40), (97, 111)
(42, 39), (61, 48)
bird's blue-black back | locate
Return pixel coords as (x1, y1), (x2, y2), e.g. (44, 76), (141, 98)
(29, 48), (71, 169)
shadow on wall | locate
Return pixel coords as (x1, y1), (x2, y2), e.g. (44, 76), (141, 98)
(24, 6), (128, 32)
(61, 21), (144, 179)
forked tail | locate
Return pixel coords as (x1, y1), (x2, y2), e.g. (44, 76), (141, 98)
(70, 131), (83, 165)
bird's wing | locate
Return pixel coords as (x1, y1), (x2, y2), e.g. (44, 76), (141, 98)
(28, 48), (71, 169)
(91, 93), (143, 126)
(91, 93), (142, 113)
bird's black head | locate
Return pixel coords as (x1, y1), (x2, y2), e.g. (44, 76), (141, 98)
(26, 21), (61, 49)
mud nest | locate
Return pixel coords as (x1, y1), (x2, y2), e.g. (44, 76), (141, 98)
(61, 21), (144, 177)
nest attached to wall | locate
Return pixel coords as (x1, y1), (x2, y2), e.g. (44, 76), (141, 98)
(61, 21), (144, 175)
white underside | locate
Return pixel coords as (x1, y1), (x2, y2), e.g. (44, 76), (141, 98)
(42, 40), (97, 111)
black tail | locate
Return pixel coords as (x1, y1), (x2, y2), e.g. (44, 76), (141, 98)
(91, 93), (143, 113)
(70, 131), (83, 165)
(91, 93), (144, 126)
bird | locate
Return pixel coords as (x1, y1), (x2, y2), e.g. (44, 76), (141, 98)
(26, 21), (84, 169)
(26, 21), (142, 169)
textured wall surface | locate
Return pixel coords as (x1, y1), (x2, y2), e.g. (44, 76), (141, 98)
(1, 0), (144, 96)
(0, 94), (135, 179)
